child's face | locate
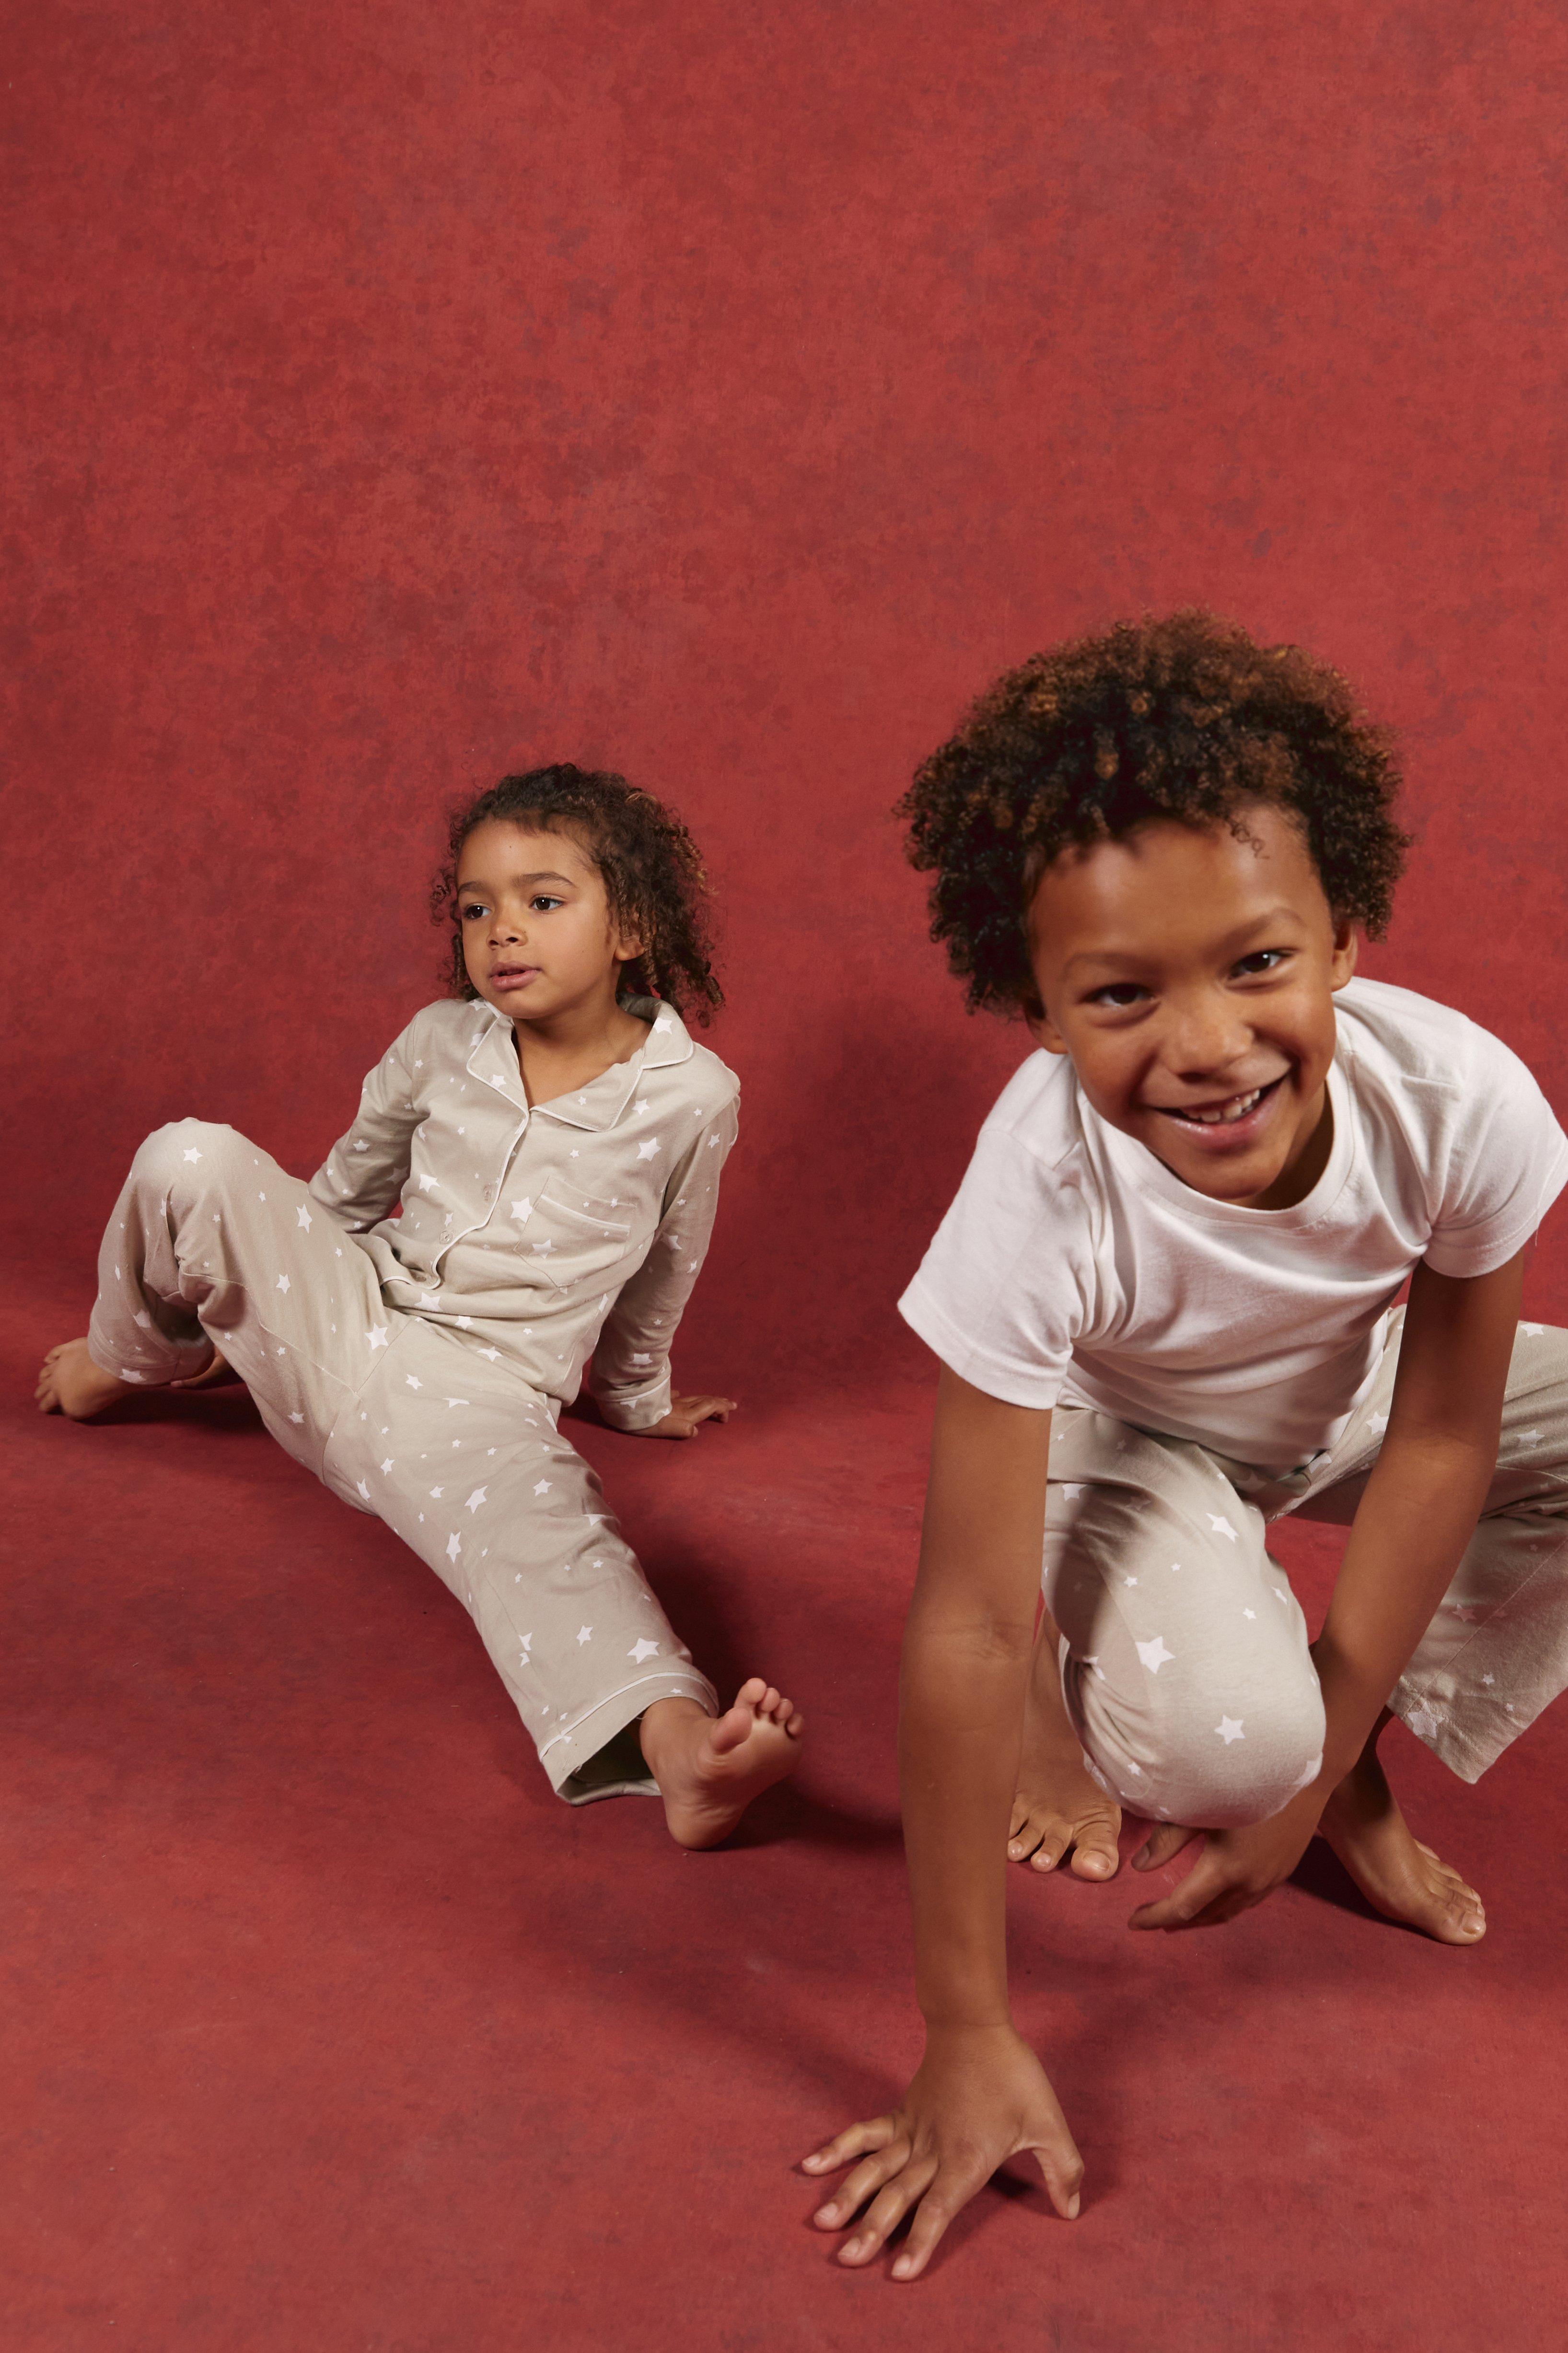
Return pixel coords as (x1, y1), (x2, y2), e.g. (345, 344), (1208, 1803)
(456, 820), (642, 1021)
(1025, 803), (1357, 1208)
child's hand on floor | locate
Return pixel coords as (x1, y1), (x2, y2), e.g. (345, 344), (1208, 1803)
(638, 1392), (737, 1440)
(1127, 1781), (1324, 1929)
(802, 2023), (1082, 2280)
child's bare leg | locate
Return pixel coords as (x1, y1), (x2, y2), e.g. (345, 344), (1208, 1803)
(1009, 1611), (1121, 1879)
(639, 1679), (804, 1850)
(1318, 1709), (1486, 1944)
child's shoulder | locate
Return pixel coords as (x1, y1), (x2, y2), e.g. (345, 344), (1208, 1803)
(1335, 975), (1533, 1099)
(628, 1002), (740, 1120)
(977, 1046), (1088, 1176)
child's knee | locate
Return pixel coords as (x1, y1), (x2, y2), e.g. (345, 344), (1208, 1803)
(1161, 1665), (1325, 1828)
(1077, 1649), (1325, 1829)
(132, 1119), (248, 1198)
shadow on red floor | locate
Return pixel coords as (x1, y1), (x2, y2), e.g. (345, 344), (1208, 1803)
(5, 1273), (1565, 2353)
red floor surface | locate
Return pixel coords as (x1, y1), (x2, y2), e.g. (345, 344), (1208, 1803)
(5, 1271), (1566, 2353)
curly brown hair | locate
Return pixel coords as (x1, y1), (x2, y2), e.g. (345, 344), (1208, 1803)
(899, 610), (1410, 1016)
(431, 764), (724, 1022)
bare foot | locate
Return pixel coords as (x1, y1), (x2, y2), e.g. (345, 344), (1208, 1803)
(1010, 1629), (1121, 1879)
(35, 1338), (144, 1420)
(1319, 1746), (1485, 1945)
(639, 1679), (804, 1850)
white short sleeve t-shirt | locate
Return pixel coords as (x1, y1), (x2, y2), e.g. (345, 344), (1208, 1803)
(899, 978), (1568, 1473)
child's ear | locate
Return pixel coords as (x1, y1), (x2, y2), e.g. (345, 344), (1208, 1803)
(1328, 918), (1359, 989)
(1023, 993), (1069, 1056)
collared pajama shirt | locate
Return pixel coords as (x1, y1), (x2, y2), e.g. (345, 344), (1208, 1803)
(309, 994), (739, 1434)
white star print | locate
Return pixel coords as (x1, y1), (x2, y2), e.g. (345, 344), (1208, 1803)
(628, 1638), (660, 1664)
(445, 1397), (470, 1409)
(1406, 1703), (1445, 1742)
(519, 1634), (532, 1660)
(511, 1199), (532, 1223)
(289, 1411), (304, 1424)
(429, 1486), (444, 1498)
(1170, 1561), (1183, 1573)
(532, 1237), (555, 1258)
(182, 1148), (202, 1163)
(405, 1374), (422, 1390)
(534, 1479), (551, 1496)
(1273, 1585), (1289, 1603)
(446, 1532), (461, 1563)
(1481, 1674), (1495, 1686)
(417, 1174), (437, 1192)
(1058, 1483), (1085, 1500)
(276, 1273), (290, 1294)
(479, 1347), (500, 1361)
(1521, 1322), (1544, 1337)
(1519, 1428), (1543, 1447)
(367, 1327), (389, 1350)
(381, 1458), (393, 1474)
(1123, 1574), (1138, 1587)
(356, 1479), (370, 1500)
(465, 1487), (487, 1512)
(637, 1137), (660, 1160)
(631, 1352), (653, 1366)
(1207, 1514), (1238, 1542)
(1369, 1412), (1389, 1434)
(1243, 1608), (1256, 1619)
(652, 1016), (674, 1033)
(1136, 1635), (1174, 1674)
(296, 1204), (312, 1230)
(1214, 1717), (1245, 1744)
(576, 1625), (593, 1645)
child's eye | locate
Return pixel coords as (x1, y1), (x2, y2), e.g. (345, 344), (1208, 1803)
(1087, 982), (1150, 1009)
(1233, 950), (1288, 977)
(459, 902), (488, 921)
(529, 895), (564, 914)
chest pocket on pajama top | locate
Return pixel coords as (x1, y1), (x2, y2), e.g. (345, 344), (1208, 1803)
(523, 1186), (643, 1288)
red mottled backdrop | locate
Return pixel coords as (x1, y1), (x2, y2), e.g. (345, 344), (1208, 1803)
(5, 10), (1568, 2353)
(6, 0), (1566, 1357)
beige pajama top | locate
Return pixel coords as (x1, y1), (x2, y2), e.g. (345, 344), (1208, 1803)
(307, 995), (739, 1429)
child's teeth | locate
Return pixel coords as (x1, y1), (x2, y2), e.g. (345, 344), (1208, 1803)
(1191, 1087), (1263, 1125)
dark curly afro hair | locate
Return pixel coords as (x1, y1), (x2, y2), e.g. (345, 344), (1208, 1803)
(431, 764), (723, 1023)
(899, 610), (1410, 1016)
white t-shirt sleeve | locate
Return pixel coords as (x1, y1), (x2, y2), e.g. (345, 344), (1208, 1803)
(898, 1122), (1094, 1410)
(1421, 1020), (1568, 1277)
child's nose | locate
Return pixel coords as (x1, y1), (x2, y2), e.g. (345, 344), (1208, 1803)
(1165, 991), (1252, 1075)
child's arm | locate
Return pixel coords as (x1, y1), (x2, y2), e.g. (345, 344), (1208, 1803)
(587, 1098), (739, 1436)
(1131, 1244), (1526, 1930)
(801, 1366), (1083, 2278)
(307, 1031), (422, 1233)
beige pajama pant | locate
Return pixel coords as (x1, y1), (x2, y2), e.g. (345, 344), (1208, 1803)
(1044, 1309), (1568, 1827)
(87, 1122), (719, 1800)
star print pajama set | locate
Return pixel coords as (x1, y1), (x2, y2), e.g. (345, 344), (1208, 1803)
(86, 997), (739, 1802)
(902, 978), (1568, 1827)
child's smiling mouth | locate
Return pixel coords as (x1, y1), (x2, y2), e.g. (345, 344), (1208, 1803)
(1149, 1073), (1288, 1135)
(490, 963), (543, 993)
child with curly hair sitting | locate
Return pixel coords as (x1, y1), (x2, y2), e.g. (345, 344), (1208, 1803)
(38, 765), (802, 1844)
(804, 612), (1567, 2275)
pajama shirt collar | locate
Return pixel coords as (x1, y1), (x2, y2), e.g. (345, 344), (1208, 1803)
(461, 996), (697, 1132)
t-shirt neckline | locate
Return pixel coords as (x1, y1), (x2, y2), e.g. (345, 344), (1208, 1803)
(1088, 1047), (1356, 1232)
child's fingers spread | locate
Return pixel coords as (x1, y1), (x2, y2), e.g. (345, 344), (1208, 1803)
(838, 2163), (938, 2268)
(825, 2142), (918, 2241)
(802, 2114), (900, 2178)
(891, 2182), (965, 2279)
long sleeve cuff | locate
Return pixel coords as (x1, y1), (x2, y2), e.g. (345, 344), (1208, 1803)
(591, 1370), (673, 1433)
